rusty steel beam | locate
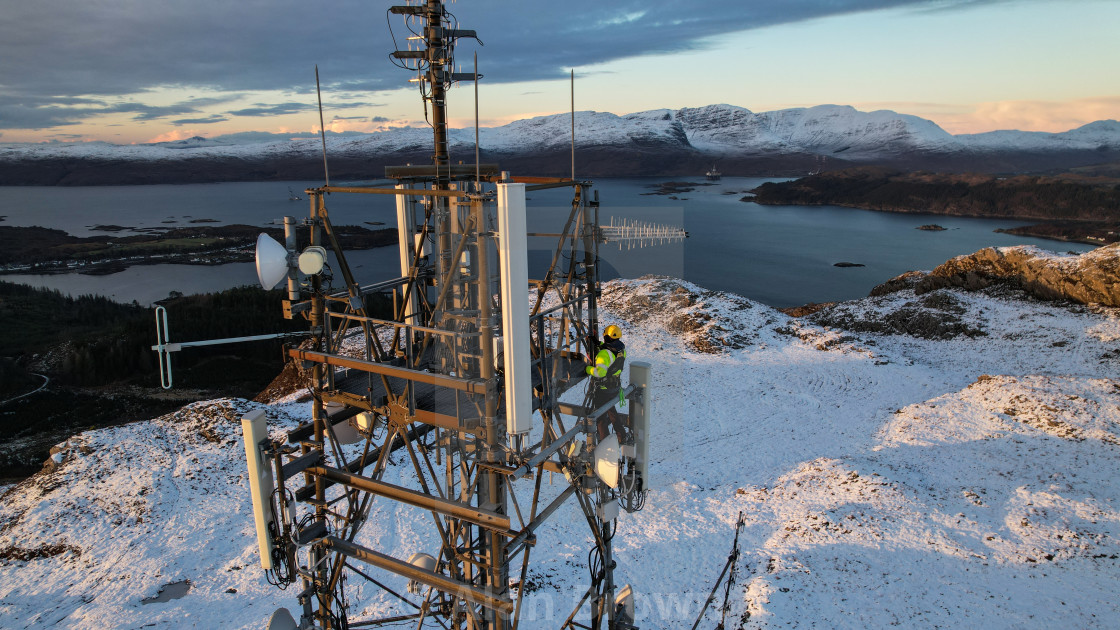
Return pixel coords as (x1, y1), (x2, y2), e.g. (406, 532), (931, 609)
(318, 185), (467, 198)
(323, 536), (515, 615)
(415, 408), (481, 435)
(289, 349), (488, 394)
(307, 466), (513, 534)
(505, 485), (576, 557)
(315, 183), (468, 196)
(384, 164), (501, 180)
(508, 176), (572, 184)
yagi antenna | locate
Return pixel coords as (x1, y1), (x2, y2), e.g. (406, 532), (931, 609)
(152, 306), (305, 389)
(315, 65), (331, 186)
(601, 217), (688, 250)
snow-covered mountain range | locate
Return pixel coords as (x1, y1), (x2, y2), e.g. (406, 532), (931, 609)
(2, 246), (1119, 628)
(3, 105), (1119, 184)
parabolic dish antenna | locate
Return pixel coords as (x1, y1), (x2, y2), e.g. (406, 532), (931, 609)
(255, 233), (289, 290)
(593, 433), (622, 488)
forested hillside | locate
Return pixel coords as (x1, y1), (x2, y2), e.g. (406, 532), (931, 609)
(0, 283), (309, 386)
(0, 284), (306, 477)
(749, 167), (1120, 243)
(750, 167), (1120, 220)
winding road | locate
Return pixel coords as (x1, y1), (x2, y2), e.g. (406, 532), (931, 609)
(0, 373), (50, 406)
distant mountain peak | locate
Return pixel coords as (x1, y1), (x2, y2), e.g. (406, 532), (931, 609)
(4, 104), (1120, 184)
(1074, 119), (1120, 131)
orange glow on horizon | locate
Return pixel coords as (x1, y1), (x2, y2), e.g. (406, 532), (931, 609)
(45, 96), (1120, 146)
(145, 129), (204, 144)
(932, 97), (1120, 135)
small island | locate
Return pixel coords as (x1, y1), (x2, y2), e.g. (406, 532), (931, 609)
(642, 181), (715, 196)
(917, 224), (946, 231)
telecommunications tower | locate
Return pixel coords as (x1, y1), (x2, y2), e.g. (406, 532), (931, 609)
(239, 2), (683, 628)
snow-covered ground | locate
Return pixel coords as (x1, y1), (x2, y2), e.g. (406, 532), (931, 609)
(2, 271), (1118, 629)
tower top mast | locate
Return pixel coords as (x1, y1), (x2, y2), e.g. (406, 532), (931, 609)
(390, 0), (479, 188)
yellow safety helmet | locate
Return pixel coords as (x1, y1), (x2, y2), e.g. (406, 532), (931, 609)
(604, 324), (622, 340)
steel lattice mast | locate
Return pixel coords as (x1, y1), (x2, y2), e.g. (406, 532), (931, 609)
(239, 3), (663, 629)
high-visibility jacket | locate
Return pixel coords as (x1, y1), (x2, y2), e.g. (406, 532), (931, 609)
(586, 339), (626, 382)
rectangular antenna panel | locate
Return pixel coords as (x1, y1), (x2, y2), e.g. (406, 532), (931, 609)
(241, 409), (276, 570)
(395, 185), (418, 322)
(630, 362), (652, 489)
(497, 183), (532, 435)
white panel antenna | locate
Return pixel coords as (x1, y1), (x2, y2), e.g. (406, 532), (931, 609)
(240, 409), (276, 570)
(615, 584), (635, 625)
(630, 361), (653, 490)
(497, 183), (532, 435)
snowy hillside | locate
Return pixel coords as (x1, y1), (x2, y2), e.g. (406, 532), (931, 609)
(674, 104), (963, 157)
(2, 255), (1120, 628)
(478, 109), (690, 152)
(958, 120), (1120, 152)
(3, 104), (1118, 166)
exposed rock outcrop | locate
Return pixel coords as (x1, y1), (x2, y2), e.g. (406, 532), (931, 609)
(806, 290), (987, 340)
(778, 302), (837, 317)
(869, 270), (927, 297)
(254, 339), (316, 404)
(914, 243), (1120, 306)
(597, 276), (761, 353)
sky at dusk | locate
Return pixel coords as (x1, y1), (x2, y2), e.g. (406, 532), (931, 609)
(1, 0), (1117, 144)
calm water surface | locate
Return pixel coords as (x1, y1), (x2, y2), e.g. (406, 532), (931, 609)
(1, 178), (1094, 308)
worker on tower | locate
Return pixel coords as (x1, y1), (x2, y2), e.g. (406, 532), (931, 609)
(587, 324), (629, 442)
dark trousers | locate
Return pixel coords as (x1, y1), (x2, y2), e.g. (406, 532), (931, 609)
(593, 379), (628, 440)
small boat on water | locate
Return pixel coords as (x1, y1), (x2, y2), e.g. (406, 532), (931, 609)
(288, 186), (303, 201)
(705, 165), (721, 181)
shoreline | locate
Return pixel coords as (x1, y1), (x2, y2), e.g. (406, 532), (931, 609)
(0, 223), (397, 276)
(750, 203), (1118, 247)
(748, 168), (1120, 246)
(771, 200), (1117, 246)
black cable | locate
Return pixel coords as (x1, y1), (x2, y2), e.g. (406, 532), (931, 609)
(332, 591), (351, 630)
(318, 263), (335, 293)
(588, 545), (603, 587)
(264, 488), (297, 588)
(385, 9), (411, 71)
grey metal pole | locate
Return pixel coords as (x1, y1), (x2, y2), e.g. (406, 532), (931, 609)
(311, 194), (331, 629)
(476, 197), (510, 629)
(315, 66), (331, 187)
(582, 186), (599, 350)
(284, 216), (299, 302)
(427, 0), (449, 187)
(475, 52), (481, 192)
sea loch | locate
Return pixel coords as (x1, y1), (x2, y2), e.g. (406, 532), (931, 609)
(0, 177), (1094, 307)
